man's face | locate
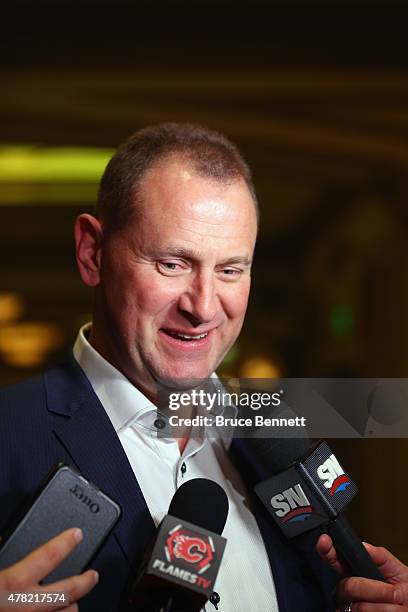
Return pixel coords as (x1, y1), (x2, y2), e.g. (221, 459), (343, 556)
(89, 158), (257, 398)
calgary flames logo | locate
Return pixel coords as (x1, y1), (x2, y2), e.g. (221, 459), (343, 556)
(166, 528), (214, 572)
(173, 534), (207, 563)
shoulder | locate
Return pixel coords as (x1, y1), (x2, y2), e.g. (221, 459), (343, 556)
(0, 372), (46, 416)
(0, 354), (78, 419)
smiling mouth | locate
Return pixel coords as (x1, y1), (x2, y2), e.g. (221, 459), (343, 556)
(162, 330), (209, 342)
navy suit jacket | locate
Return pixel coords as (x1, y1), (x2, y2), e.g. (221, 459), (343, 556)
(0, 354), (337, 611)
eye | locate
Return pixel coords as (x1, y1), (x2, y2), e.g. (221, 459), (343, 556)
(157, 261), (189, 276)
(161, 262), (178, 271)
(218, 267), (243, 280)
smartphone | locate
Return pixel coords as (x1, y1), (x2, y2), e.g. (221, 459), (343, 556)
(0, 463), (121, 583)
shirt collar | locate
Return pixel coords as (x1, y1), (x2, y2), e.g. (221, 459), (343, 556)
(73, 323), (235, 448)
(73, 323), (155, 433)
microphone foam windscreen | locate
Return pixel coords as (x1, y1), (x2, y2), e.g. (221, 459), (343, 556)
(168, 478), (229, 535)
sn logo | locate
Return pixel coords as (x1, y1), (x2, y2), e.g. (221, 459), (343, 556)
(317, 454), (344, 488)
(317, 454), (350, 496)
(270, 484), (312, 522)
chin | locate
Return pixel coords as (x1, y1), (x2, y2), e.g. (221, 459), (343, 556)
(155, 364), (215, 390)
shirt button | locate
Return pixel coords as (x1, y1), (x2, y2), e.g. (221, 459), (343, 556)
(180, 462), (187, 476)
(153, 418), (166, 430)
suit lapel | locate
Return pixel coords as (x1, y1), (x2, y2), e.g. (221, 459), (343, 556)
(44, 354), (156, 570)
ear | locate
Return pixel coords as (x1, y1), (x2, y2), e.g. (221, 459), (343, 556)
(74, 214), (103, 287)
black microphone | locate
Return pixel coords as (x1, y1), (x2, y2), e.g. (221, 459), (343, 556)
(249, 436), (384, 581)
(130, 478), (229, 611)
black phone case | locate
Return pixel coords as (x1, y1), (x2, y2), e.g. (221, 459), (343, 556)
(0, 464), (121, 583)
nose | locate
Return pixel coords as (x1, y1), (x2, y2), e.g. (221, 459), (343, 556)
(178, 271), (219, 326)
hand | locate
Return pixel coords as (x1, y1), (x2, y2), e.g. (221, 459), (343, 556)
(317, 534), (408, 611)
(0, 528), (99, 611)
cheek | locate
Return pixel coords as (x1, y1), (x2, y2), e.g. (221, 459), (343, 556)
(222, 283), (251, 321)
(126, 277), (181, 320)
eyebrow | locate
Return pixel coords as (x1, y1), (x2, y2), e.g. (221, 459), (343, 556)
(154, 246), (252, 266)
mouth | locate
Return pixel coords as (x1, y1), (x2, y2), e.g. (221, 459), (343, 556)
(159, 328), (213, 350)
(164, 330), (209, 341)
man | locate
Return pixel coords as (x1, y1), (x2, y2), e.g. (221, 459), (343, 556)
(0, 123), (407, 611)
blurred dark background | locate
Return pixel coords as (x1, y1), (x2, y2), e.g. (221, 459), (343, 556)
(1, 0), (407, 561)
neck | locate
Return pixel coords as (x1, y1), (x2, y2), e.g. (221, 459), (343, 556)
(87, 322), (194, 452)
(178, 436), (190, 454)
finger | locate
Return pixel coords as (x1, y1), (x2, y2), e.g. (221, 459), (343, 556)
(43, 569), (99, 606)
(16, 570), (98, 612)
(6, 529), (83, 587)
(363, 543), (408, 581)
(337, 576), (399, 605)
(316, 534), (349, 576)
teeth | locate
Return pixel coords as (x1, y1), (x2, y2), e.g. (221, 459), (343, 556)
(168, 331), (208, 340)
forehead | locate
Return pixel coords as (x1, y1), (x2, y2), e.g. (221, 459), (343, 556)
(137, 157), (257, 231)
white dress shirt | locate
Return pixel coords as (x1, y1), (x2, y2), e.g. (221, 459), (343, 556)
(73, 324), (279, 612)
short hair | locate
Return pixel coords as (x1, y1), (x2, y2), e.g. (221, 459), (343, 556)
(96, 122), (258, 233)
